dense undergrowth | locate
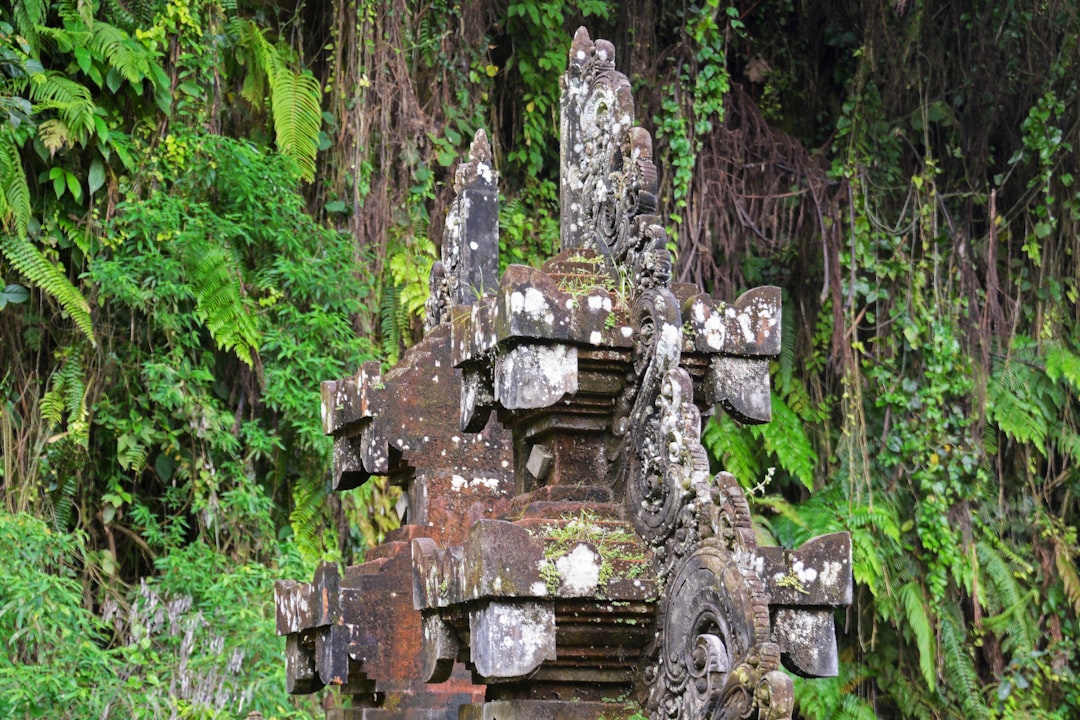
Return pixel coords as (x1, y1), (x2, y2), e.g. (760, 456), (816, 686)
(1, 0), (1078, 718)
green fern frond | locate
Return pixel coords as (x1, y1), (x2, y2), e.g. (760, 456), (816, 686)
(117, 437), (148, 472)
(379, 283), (402, 365)
(90, 21), (154, 87)
(29, 72), (97, 142)
(986, 366), (1048, 454)
(752, 494), (808, 530)
(940, 608), (991, 720)
(228, 18), (274, 110)
(885, 671), (940, 720)
(846, 501), (904, 598)
(1053, 538), (1080, 616)
(898, 580), (937, 692)
(289, 471), (326, 561)
(837, 695), (877, 720)
(269, 65), (322, 182)
(752, 390), (817, 491)
(1045, 341), (1080, 393)
(240, 67), (268, 110)
(59, 345), (89, 446)
(978, 541), (1038, 658)
(0, 135), (32, 238)
(974, 520), (1035, 577)
(0, 234), (95, 345)
(222, 18), (322, 180)
(52, 459), (79, 530)
(793, 660), (876, 720)
(12, 0), (47, 52)
(981, 417), (999, 456)
(783, 374), (816, 420)
(187, 245), (260, 366)
(976, 540), (1026, 616)
(767, 487), (843, 547)
(702, 415), (760, 483)
(777, 295), (796, 392)
(40, 384), (66, 426)
(1051, 425), (1080, 465)
(847, 500), (902, 541)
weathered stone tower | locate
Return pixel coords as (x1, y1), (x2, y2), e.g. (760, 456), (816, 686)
(276, 28), (851, 720)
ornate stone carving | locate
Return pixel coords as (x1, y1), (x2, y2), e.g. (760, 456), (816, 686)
(616, 287), (708, 544)
(561, 28), (670, 293)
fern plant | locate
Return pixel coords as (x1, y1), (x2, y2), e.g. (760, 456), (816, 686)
(0, 234), (95, 345)
(227, 18), (322, 182)
(185, 243), (260, 367)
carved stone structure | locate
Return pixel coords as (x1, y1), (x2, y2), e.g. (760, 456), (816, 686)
(276, 28), (851, 720)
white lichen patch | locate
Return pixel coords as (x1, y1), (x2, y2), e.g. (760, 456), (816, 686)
(494, 344), (578, 409)
(656, 323), (682, 361)
(473, 476), (500, 491)
(738, 312), (755, 344)
(451, 474), (502, 493)
(555, 544), (602, 596)
(819, 560), (842, 589)
(590, 331), (603, 344)
(703, 313), (725, 350)
(735, 547), (766, 579)
(522, 287), (554, 326)
(276, 588), (311, 634)
(792, 559), (818, 584)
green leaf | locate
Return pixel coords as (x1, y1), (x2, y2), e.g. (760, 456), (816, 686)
(106, 66), (122, 93)
(93, 114), (110, 144)
(437, 148), (457, 166)
(88, 157), (105, 195)
(52, 168), (66, 198)
(1, 283), (29, 308)
(66, 171), (82, 202)
(74, 46), (93, 75)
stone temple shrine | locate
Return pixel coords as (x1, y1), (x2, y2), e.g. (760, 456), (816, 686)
(275, 27), (852, 720)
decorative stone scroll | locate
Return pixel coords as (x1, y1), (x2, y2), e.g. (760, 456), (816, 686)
(276, 27), (851, 720)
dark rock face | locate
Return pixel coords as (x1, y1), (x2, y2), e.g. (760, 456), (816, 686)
(276, 28), (851, 720)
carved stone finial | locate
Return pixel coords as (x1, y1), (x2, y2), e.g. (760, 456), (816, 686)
(425, 129), (500, 331)
(559, 27), (672, 302)
(469, 128), (492, 164)
(560, 26), (635, 256)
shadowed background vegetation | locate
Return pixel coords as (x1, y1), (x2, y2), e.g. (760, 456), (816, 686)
(1, 0), (1078, 717)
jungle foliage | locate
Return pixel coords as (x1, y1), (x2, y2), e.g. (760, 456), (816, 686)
(1, 0), (1078, 718)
